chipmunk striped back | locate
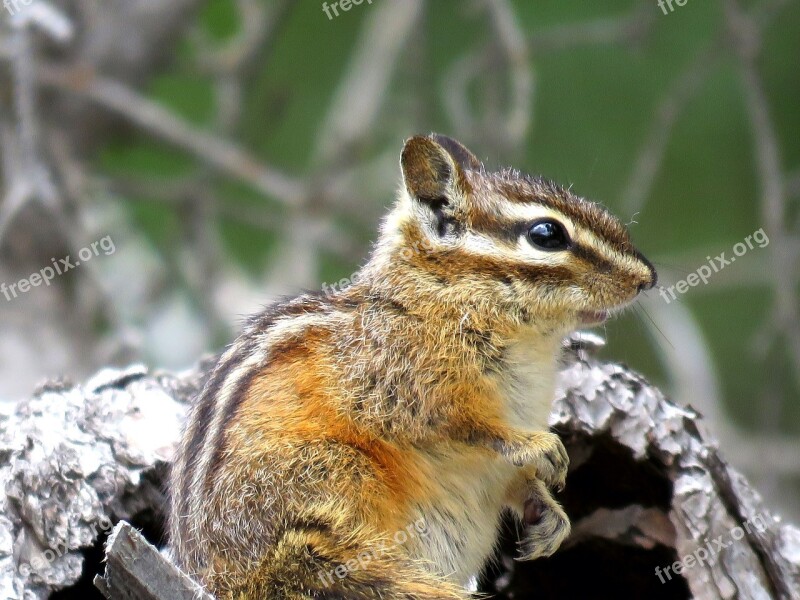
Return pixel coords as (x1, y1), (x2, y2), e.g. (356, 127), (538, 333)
(169, 134), (656, 599)
(170, 294), (339, 569)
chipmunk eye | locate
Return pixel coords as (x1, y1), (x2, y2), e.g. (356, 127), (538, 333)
(527, 219), (570, 250)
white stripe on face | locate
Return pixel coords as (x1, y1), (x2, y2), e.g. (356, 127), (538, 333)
(489, 198), (577, 240)
(488, 196), (638, 273)
(456, 231), (575, 267)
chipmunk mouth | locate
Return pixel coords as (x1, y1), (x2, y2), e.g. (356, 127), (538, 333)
(577, 310), (609, 326)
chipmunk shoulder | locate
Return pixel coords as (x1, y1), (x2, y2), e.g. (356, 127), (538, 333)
(169, 133), (656, 599)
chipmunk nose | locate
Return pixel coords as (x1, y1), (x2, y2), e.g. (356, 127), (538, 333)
(637, 265), (658, 292)
(631, 251), (657, 293)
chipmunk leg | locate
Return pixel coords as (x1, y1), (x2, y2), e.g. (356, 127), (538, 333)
(208, 522), (469, 600)
(459, 425), (568, 490)
(449, 415), (568, 489)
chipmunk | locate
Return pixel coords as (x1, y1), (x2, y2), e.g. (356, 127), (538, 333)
(169, 134), (657, 599)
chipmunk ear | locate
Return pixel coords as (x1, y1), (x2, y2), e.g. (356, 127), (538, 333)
(400, 134), (478, 209)
(429, 134), (482, 171)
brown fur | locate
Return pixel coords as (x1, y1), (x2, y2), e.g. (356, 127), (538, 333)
(169, 134), (656, 598)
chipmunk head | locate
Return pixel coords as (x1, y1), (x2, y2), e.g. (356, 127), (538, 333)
(374, 133), (656, 336)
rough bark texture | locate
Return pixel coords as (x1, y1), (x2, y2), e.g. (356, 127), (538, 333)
(0, 345), (796, 599)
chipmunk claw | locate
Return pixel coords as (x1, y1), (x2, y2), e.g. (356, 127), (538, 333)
(520, 507), (571, 560)
(531, 432), (569, 490)
(497, 432), (569, 490)
(519, 494), (571, 561)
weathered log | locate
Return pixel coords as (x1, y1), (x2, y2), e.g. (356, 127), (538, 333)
(0, 362), (207, 599)
(93, 521), (212, 600)
(0, 344), (795, 599)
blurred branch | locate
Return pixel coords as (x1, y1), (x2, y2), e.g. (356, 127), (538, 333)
(483, 0), (534, 150)
(111, 176), (362, 261)
(0, 22), (59, 241)
(643, 298), (723, 427)
(196, 0), (285, 75)
(654, 245), (800, 292)
(0, 0), (226, 398)
(256, 0), (427, 293)
(442, 0), (534, 156)
(313, 0), (424, 167)
(787, 169), (800, 199)
(725, 0), (800, 384)
(617, 0), (800, 495)
(645, 299), (800, 477)
(622, 43), (722, 215)
(528, 1), (655, 52)
(177, 0), (301, 340)
(37, 65), (305, 205)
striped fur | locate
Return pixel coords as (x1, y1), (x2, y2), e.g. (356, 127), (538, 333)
(169, 134), (656, 598)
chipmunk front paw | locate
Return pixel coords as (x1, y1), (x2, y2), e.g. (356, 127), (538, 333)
(497, 432), (568, 490)
(519, 495), (571, 561)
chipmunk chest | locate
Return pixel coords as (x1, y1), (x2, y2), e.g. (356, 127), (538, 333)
(406, 450), (515, 586)
(495, 336), (558, 432)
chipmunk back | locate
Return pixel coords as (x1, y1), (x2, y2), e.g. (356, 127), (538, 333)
(169, 134), (656, 599)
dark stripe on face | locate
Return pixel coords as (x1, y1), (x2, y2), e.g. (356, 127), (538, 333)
(469, 209), (521, 244)
(470, 208), (627, 274)
(571, 243), (613, 274)
(470, 205), (631, 279)
(412, 244), (575, 288)
(473, 207), (611, 273)
(490, 174), (635, 255)
(400, 221), (576, 288)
